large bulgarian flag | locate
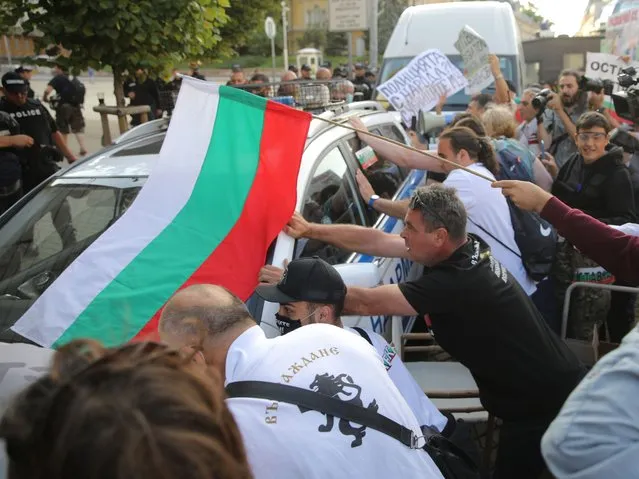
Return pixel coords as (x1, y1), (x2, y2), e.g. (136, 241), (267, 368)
(12, 77), (311, 348)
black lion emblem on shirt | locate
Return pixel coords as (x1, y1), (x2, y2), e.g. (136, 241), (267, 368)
(299, 373), (379, 448)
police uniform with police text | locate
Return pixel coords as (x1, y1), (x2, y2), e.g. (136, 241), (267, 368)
(0, 97), (60, 192)
(0, 111), (23, 214)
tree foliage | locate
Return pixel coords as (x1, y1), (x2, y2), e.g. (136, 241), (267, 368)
(372, 0), (408, 56)
(214, 0), (281, 57)
(1, 0), (230, 105)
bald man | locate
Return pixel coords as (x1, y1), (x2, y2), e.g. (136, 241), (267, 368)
(159, 284), (444, 479)
(316, 67), (332, 81)
(278, 71), (298, 96)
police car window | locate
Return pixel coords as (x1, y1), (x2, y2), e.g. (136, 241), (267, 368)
(0, 180), (142, 304)
(297, 147), (364, 264)
(345, 127), (405, 224)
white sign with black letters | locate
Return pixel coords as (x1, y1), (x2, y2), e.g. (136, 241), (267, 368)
(377, 49), (468, 125)
(586, 52), (639, 85)
(328, 0), (368, 32)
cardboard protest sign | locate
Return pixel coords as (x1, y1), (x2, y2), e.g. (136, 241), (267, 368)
(454, 25), (493, 95)
(377, 49), (468, 125)
(585, 52), (639, 110)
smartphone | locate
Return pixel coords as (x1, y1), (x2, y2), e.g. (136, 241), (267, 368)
(540, 139), (545, 160)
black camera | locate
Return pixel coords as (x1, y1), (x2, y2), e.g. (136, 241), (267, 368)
(532, 88), (553, 113)
(612, 66), (639, 123)
(580, 76), (615, 96)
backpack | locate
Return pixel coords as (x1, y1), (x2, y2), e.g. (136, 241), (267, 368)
(492, 140), (557, 281)
(70, 77), (86, 105)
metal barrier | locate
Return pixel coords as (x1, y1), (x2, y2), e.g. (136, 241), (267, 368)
(232, 79), (371, 111)
(561, 281), (639, 339)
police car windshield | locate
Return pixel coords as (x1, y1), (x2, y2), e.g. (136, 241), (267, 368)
(377, 55), (516, 111)
(0, 177), (144, 309)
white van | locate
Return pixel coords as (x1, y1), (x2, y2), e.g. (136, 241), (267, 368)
(377, 1), (525, 112)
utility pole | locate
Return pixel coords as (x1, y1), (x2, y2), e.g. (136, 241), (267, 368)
(369, 0), (379, 69)
(281, 1), (290, 69)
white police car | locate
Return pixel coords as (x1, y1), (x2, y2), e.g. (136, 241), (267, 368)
(0, 104), (425, 344)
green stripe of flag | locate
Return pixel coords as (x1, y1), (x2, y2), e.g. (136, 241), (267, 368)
(55, 86), (267, 346)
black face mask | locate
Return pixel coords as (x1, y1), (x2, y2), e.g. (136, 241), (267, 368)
(275, 313), (302, 336)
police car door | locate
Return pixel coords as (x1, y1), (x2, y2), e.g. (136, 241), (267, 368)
(340, 121), (425, 341)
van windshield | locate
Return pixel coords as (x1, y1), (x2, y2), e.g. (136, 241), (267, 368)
(377, 54), (517, 112)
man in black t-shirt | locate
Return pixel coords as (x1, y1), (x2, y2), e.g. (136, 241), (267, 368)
(43, 63), (87, 156)
(284, 184), (585, 479)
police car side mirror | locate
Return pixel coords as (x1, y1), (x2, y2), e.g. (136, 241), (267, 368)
(333, 263), (382, 289)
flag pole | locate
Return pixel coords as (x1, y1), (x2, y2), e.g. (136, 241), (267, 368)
(311, 115), (495, 183)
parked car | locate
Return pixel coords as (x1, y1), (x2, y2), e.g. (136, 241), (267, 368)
(0, 103), (426, 345)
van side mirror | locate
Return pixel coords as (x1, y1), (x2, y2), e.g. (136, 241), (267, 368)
(333, 262), (381, 289)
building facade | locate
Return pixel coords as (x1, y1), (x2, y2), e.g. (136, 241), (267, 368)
(522, 36), (604, 85)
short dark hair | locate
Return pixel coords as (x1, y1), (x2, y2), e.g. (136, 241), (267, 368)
(559, 69), (582, 84)
(576, 111), (612, 134)
(471, 93), (493, 108)
(250, 73), (269, 83)
(408, 184), (467, 241)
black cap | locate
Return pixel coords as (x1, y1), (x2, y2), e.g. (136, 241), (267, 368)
(1, 72), (28, 93)
(301, 64), (311, 71)
(255, 257), (346, 305)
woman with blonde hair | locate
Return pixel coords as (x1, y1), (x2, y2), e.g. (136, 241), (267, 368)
(0, 340), (254, 479)
(483, 106), (553, 191)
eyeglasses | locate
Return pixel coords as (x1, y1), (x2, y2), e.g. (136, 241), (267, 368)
(410, 193), (448, 231)
(577, 132), (607, 142)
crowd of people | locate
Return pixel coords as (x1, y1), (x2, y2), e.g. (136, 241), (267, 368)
(2, 51), (639, 479)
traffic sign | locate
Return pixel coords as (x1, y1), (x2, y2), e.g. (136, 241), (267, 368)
(329, 0), (369, 32)
(265, 17), (277, 39)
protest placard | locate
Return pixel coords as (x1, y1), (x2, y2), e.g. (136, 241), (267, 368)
(377, 49), (468, 125)
(586, 52), (639, 83)
(585, 52), (639, 112)
(454, 25), (493, 95)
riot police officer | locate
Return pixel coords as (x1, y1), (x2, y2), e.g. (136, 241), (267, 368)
(0, 72), (78, 251)
(0, 111), (31, 214)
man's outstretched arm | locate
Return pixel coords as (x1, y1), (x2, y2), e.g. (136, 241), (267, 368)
(286, 213), (409, 259)
(344, 285), (418, 316)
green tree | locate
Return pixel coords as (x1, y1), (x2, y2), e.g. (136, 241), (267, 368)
(213, 0), (281, 57)
(1, 0), (230, 106)
(326, 32), (348, 56)
(364, 0), (408, 56)
(297, 29), (327, 50)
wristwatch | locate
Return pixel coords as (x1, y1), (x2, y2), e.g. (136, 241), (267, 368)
(368, 194), (380, 209)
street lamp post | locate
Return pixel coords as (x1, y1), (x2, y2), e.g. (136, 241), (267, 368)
(281, 1), (290, 70)
(369, 0), (378, 70)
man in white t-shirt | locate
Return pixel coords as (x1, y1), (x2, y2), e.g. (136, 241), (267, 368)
(516, 87), (542, 157)
(256, 257), (449, 433)
(159, 285), (444, 479)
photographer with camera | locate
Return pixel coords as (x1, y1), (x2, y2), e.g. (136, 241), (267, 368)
(536, 70), (590, 169)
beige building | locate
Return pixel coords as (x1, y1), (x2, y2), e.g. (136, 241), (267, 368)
(288, 0), (365, 56)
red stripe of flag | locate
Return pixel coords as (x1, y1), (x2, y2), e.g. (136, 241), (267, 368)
(134, 101), (311, 341)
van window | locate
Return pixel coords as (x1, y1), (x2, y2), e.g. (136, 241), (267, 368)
(378, 55), (517, 111)
(297, 147), (364, 264)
